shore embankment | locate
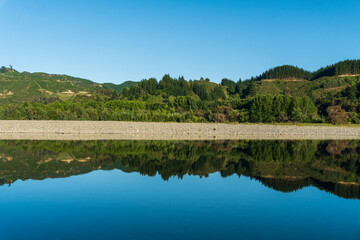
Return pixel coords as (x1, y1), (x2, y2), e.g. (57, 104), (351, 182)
(0, 121), (359, 140)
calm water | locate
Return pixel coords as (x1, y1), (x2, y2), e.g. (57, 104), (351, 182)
(0, 140), (359, 240)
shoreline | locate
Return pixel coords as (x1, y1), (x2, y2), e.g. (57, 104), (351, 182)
(0, 120), (360, 140)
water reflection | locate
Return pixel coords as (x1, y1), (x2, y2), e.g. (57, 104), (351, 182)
(0, 140), (359, 199)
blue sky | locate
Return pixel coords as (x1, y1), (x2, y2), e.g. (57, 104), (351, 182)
(0, 0), (360, 84)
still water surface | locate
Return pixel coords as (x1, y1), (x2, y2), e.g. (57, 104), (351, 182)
(0, 140), (359, 240)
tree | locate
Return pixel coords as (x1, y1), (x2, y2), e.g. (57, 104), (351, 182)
(326, 105), (348, 125)
(245, 81), (257, 97)
(221, 78), (237, 95)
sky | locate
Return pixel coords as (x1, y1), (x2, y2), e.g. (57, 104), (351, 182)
(0, 0), (360, 84)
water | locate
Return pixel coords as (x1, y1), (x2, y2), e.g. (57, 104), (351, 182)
(0, 140), (359, 240)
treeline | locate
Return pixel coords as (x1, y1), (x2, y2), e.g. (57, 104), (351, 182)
(122, 74), (226, 101)
(0, 93), (318, 124)
(254, 60), (360, 81)
(255, 65), (312, 80)
(312, 60), (360, 79)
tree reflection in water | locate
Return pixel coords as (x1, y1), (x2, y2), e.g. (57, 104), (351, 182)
(0, 140), (359, 199)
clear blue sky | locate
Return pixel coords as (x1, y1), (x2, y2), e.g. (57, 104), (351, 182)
(1, 0), (360, 84)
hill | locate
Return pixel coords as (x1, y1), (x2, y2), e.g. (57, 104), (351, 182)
(312, 60), (360, 80)
(253, 75), (357, 99)
(1, 59), (360, 124)
(254, 59), (360, 81)
(255, 65), (312, 80)
(0, 69), (138, 104)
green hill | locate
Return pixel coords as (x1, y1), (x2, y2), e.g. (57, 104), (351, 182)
(1, 60), (360, 124)
(312, 60), (360, 80)
(255, 65), (312, 80)
(0, 68), (138, 104)
(253, 75), (356, 99)
(254, 59), (360, 81)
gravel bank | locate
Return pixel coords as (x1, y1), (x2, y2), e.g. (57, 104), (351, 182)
(0, 120), (360, 140)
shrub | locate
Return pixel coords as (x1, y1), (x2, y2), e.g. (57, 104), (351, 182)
(326, 105), (349, 125)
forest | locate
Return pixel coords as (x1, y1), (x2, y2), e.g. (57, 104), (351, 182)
(0, 85), (319, 123)
(0, 59), (360, 124)
(255, 59), (360, 80)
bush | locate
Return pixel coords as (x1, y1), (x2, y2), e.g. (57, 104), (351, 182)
(326, 105), (349, 125)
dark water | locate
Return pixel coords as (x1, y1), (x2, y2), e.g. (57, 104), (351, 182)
(0, 140), (359, 240)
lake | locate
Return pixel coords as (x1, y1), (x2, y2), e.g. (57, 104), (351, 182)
(0, 140), (359, 240)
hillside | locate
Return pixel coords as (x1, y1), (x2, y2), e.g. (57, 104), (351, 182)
(254, 59), (360, 81)
(1, 60), (360, 124)
(0, 68), (138, 104)
(255, 65), (312, 81)
(254, 75), (358, 99)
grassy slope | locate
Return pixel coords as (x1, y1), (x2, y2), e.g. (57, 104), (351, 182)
(0, 71), (138, 104)
(255, 75), (359, 99)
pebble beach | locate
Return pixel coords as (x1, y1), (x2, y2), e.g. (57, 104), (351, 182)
(0, 120), (360, 140)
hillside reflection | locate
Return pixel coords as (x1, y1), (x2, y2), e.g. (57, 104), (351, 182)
(0, 140), (359, 199)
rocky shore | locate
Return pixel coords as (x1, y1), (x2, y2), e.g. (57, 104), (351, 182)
(0, 120), (359, 140)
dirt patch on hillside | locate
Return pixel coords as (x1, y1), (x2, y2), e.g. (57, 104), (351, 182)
(61, 90), (75, 95)
(0, 91), (14, 98)
(39, 89), (54, 95)
(262, 78), (306, 82)
(338, 74), (360, 77)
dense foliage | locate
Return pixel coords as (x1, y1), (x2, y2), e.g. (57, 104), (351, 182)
(255, 65), (312, 80)
(312, 60), (360, 80)
(0, 86), (318, 123)
(122, 75), (226, 101)
(255, 60), (360, 81)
